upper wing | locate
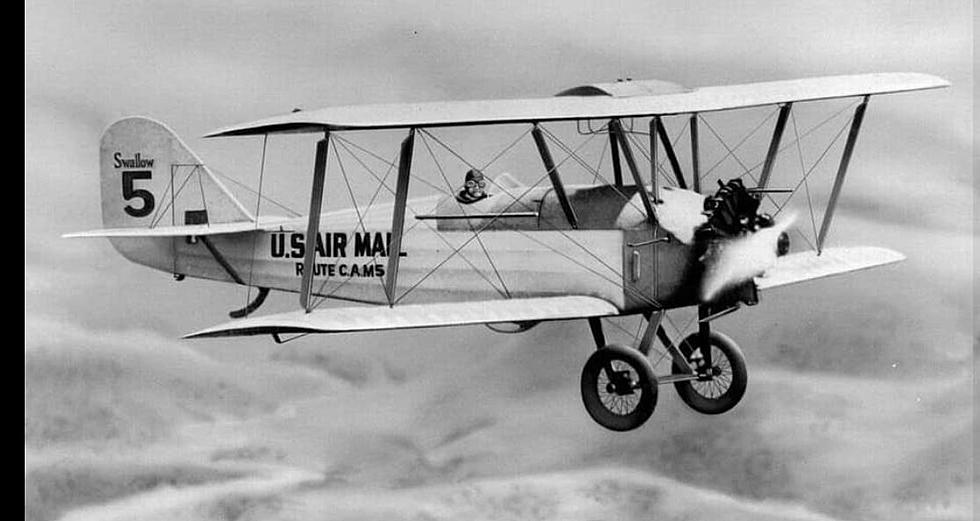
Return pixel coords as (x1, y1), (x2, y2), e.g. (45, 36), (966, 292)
(755, 246), (905, 291)
(185, 295), (619, 339)
(207, 73), (947, 135)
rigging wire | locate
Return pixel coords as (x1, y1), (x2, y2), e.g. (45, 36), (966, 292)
(393, 125), (613, 304)
(699, 109), (778, 180)
(288, 102), (858, 318)
(149, 166), (198, 228)
(477, 126), (535, 172)
(525, 126), (666, 309)
(537, 125), (647, 218)
(147, 167), (175, 227)
(309, 138), (399, 306)
(309, 136), (402, 308)
(591, 136), (608, 184)
(312, 135), (507, 308)
(396, 125), (664, 311)
(624, 130), (676, 187)
(626, 116), (689, 184)
(312, 137), (392, 308)
(417, 129), (543, 211)
(333, 133), (454, 196)
(697, 102), (859, 251)
(416, 124), (663, 308)
(196, 169), (210, 218)
(209, 167), (303, 217)
(696, 114), (823, 252)
(235, 122), (738, 352)
(773, 113), (854, 218)
(790, 112), (820, 244)
(417, 131), (511, 297)
(739, 101), (859, 177)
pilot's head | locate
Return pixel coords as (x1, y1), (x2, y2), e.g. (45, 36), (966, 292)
(465, 169), (486, 198)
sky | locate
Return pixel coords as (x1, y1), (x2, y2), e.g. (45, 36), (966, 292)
(25, 1), (974, 520)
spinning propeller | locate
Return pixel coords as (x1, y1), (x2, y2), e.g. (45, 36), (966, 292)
(694, 180), (794, 302)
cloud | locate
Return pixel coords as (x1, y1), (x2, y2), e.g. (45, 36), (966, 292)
(276, 467), (846, 521)
(25, 459), (245, 521)
(24, 316), (323, 447)
(26, 309), (973, 520)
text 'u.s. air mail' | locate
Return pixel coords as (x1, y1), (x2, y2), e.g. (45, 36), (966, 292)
(270, 231), (406, 278)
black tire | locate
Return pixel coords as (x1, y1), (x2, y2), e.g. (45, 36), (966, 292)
(581, 344), (658, 431)
(671, 331), (747, 415)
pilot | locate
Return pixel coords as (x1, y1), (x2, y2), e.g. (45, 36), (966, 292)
(456, 168), (490, 204)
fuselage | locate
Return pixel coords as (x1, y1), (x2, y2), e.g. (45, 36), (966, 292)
(112, 183), (706, 312)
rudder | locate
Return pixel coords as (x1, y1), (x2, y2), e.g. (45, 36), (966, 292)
(100, 117), (253, 229)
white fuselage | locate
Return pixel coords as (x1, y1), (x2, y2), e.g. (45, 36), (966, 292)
(115, 193), (632, 308)
(111, 184), (709, 312)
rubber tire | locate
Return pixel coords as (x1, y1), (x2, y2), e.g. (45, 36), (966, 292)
(581, 344), (658, 431)
(671, 331), (747, 415)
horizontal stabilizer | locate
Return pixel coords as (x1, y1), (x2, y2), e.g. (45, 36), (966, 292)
(63, 216), (295, 239)
(755, 246), (905, 291)
(185, 295), (620, 339)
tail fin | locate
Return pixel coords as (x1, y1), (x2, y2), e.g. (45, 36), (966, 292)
(100, 117), (253, 229)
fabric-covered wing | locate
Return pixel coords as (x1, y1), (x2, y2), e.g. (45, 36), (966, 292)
(185, 295), (620, 339)
(208, 73), (947, 135)
(755, 246), (905, 291)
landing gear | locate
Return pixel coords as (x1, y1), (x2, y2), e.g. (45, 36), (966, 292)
(580, 308), (748, 430)
(671, 331), (747, 415)
(580, 345), (659, 432)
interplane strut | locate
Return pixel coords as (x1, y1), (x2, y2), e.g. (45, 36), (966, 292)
(757, 103), (793, 189)
(817, 96), (870, 252)
(653, 117), (687, 189)
(532, 124), (579, 228)
(689, 114), (700, 193)
(300, 135), (330, 312)
(384, 129), (416, 304)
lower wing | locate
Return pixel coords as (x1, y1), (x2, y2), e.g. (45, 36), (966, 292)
(755, 246), (904, 291)
(185, 295), (619, 339)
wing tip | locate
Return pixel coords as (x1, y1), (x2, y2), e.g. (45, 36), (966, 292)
(854, 245), (906, 264)
(183, 327), (227, 339)
(205, 121), (329, 138)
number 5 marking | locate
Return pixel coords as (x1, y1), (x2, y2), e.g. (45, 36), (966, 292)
(122, 170), (155, 217)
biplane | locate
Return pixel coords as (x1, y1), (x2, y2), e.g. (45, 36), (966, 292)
(66, 72), (948, 431)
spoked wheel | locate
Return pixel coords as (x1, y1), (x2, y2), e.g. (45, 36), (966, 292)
(581, 344), (658, 431)
(671, 331), (747, 415)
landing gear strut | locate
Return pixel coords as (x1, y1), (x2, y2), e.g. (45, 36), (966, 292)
(579, 307), (748, 431)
